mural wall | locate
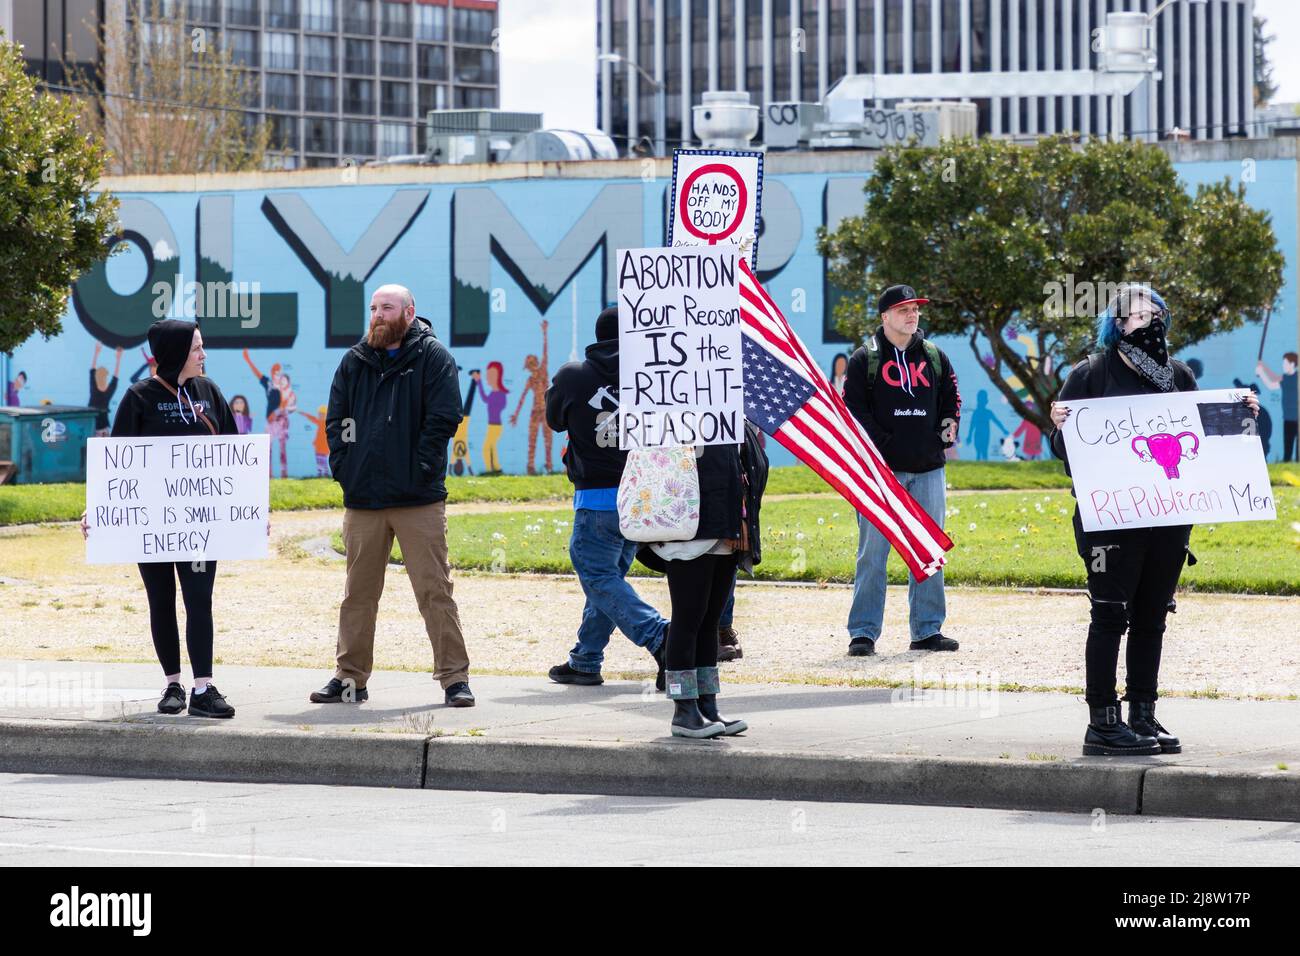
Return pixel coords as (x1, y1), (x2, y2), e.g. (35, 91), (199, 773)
(6, 155), (1298, 477)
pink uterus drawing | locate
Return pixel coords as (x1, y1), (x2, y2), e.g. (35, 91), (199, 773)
(1131, 431), (1200, 479)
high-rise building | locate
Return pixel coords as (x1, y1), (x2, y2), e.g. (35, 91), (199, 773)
(5, 0), (500, 168)
(597, 0), (1257, 150)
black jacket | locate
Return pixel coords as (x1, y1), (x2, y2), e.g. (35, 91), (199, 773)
(326, 317), (463, 509)
(637, 421), (769, 574)
(843, 328), (960, 474)
(545, 338), (625, 489)
(111, 319), (238, 439)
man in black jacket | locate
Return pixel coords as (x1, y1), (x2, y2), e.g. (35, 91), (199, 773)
(543, 307), (668, 687)
(311, 285), (475, 707)
(842, 284), (961, 657)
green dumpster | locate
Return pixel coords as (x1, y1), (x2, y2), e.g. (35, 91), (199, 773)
(0, 406), (100, 484)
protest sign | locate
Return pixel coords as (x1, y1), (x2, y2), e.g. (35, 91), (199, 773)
(617, 245), (744, 449)
(667, 148), (764, 269)
(1057, 389), (1276, 532)
(85, 434), (271, 563)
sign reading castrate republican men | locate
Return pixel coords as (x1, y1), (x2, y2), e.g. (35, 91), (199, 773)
(1057, 389), (1276, 532)
(617, 244), (745, 449)
(85, 435), (271, 563)
(667, 148), (764, 269)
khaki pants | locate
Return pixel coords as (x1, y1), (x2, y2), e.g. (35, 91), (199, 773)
(335, 500), (469, 689)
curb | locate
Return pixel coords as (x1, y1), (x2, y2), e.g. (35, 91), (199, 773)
(0, 719), (1295, 822)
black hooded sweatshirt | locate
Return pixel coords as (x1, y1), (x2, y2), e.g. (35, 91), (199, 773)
(326, 316), (462, 509)
(545, 337), (627, 489)
(111, 319), (238, 438)
(842, 328), (961, 474)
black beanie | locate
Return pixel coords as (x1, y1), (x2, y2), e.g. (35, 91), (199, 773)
(595, 307), (618, 342)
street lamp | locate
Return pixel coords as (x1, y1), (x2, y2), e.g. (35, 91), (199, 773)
(598, 51), (666, 158)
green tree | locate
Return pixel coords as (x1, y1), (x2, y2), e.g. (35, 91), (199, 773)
(0, 36), (118, 354)
(817, 135), (1285, 433)
(1254, 15), (1278, 108)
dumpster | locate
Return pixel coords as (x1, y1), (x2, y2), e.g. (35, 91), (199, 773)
(0, 406), (100, 484)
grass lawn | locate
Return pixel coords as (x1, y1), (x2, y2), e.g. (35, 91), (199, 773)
(6, 460), (1298, 526)
(332, 487), (1300, 596)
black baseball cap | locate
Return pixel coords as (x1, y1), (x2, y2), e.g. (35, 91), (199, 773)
(877, 284), (930, 314)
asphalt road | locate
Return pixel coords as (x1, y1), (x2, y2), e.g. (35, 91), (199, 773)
(0, 773), (1296, 866)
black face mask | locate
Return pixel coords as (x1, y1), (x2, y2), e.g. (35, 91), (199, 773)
(1117, 316), (1175, 392)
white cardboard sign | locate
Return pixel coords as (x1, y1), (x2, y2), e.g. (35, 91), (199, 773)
(667, 148), (764, 270)
(616, 244), (744, 449)
(85, 435), (271, 564)
(1058, 389), (1276, 532)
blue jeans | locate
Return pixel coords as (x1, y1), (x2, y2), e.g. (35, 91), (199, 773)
(568, 509), (668, 673)
(847, 467), (947, 642)
(719, 565), (737, 627)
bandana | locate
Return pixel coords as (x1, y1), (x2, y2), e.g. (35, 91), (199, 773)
(1117, 317), (1175, 392)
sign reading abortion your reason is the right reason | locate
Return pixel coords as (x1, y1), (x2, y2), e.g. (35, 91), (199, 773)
(1059, 389), (1276, 532)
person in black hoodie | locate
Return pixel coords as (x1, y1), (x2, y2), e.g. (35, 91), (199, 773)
(310, 285), (475, 708)
(1051, 285), (1257, 756)
(842, 284), (961, 657)
(543, 307), (669, 687)
(637, 422), (768, 739)
(84, 318), (239, 718)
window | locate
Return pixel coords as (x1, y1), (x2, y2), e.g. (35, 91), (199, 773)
(305, 116), (337, 152)
(381, 80), (411, 116)
(266, 73), (298, 111)
(268, 114), (299, 150)
(453, 7), (495, 46)
(345, 37), (374, 73)
(417, 44), (446, 80)
(226, 29), (259, 67)
(187, 0), (220, 22)
(304, 35), (336, 72)
(380, 40), (410, 77)
(303, 0), (336, 32)
(344, 77), (374, 113)
(418, 82), (447, 115)
(263, 31), (298, 70)
(305, 75), (336, 111)
(343, 120), (374, 154)
(378, 122), (411, 156)
(304, 155), (338, 168)
(267, 0), (299, 30)
(415, 3), (446, 41)
(227, 0), (260, 27)
(380, 1), (411, 37)
(342, 0), (373, 35)
(454, 86), (495, 109)
(454, 47), (496, 85)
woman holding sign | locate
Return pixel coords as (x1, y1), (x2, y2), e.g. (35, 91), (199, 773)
(82, 319), (241, 719)
(1050, 286), (1258, 756)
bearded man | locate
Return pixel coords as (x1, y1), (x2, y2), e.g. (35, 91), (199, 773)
(311, 284), (475, 708)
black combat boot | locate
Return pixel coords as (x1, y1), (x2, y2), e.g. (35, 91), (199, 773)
(1082, 700), (1161, 756)
(1128, 700), (1181, 754)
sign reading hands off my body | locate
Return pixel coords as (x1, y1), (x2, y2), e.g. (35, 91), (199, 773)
(1058, 389), (1275, 532)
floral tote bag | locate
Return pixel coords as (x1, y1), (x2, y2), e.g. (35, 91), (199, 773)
(617, 446), (701, 542)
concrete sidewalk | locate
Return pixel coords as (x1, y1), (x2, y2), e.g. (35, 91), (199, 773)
(0, 659), (1296, 822)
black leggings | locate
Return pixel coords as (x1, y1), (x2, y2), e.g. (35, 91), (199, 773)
(1074, 515), (1189, 706)
(137, 561), (218, 678)
(664, 553), (739, 672)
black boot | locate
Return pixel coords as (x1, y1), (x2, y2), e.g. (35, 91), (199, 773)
(1082, 700), (1161, 756)
(1129, 701), (1181, 754)
(698, 694), (747, 736)
(670, 699), (724, 739)
(717, 625), (743, 662)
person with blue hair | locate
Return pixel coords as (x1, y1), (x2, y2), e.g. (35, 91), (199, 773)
(1049, 284), (1258, 757)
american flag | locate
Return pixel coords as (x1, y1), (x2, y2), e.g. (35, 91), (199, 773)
(738, 259), (952, 579)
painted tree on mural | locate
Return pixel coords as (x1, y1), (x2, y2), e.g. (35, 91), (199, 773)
(818, 135), (1286, 433)
(0, 38), (118, 354)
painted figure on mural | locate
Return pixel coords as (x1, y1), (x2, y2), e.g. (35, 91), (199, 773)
(6, 371), (25, 407)
(242, 348), (297, 478)
(964, 389), (1008, 461)
(450, 367), (477, 476)
(827, 353), (850, 396)
(477, 362), (508, 474)
(229, 394), (253, 435)
(1257, 352), (1298, 462)
(128, 346), (156, 384)
(298, 404), (330, 476)
(1233, 378), (1273, 458)
(1011, 401), (1045, 460)
(88, 342), (124, 436)
(510, 319), (553, 475)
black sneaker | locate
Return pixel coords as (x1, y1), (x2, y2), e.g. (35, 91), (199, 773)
(848, 637), (877, 657)
(548, 663), (603, 686)
(910, 633), (959, 652)
(309, 677), (369, 703)
(187, 684), (235, 719)
(158, 682), (186, 715)
(444, 682), (475, 707)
